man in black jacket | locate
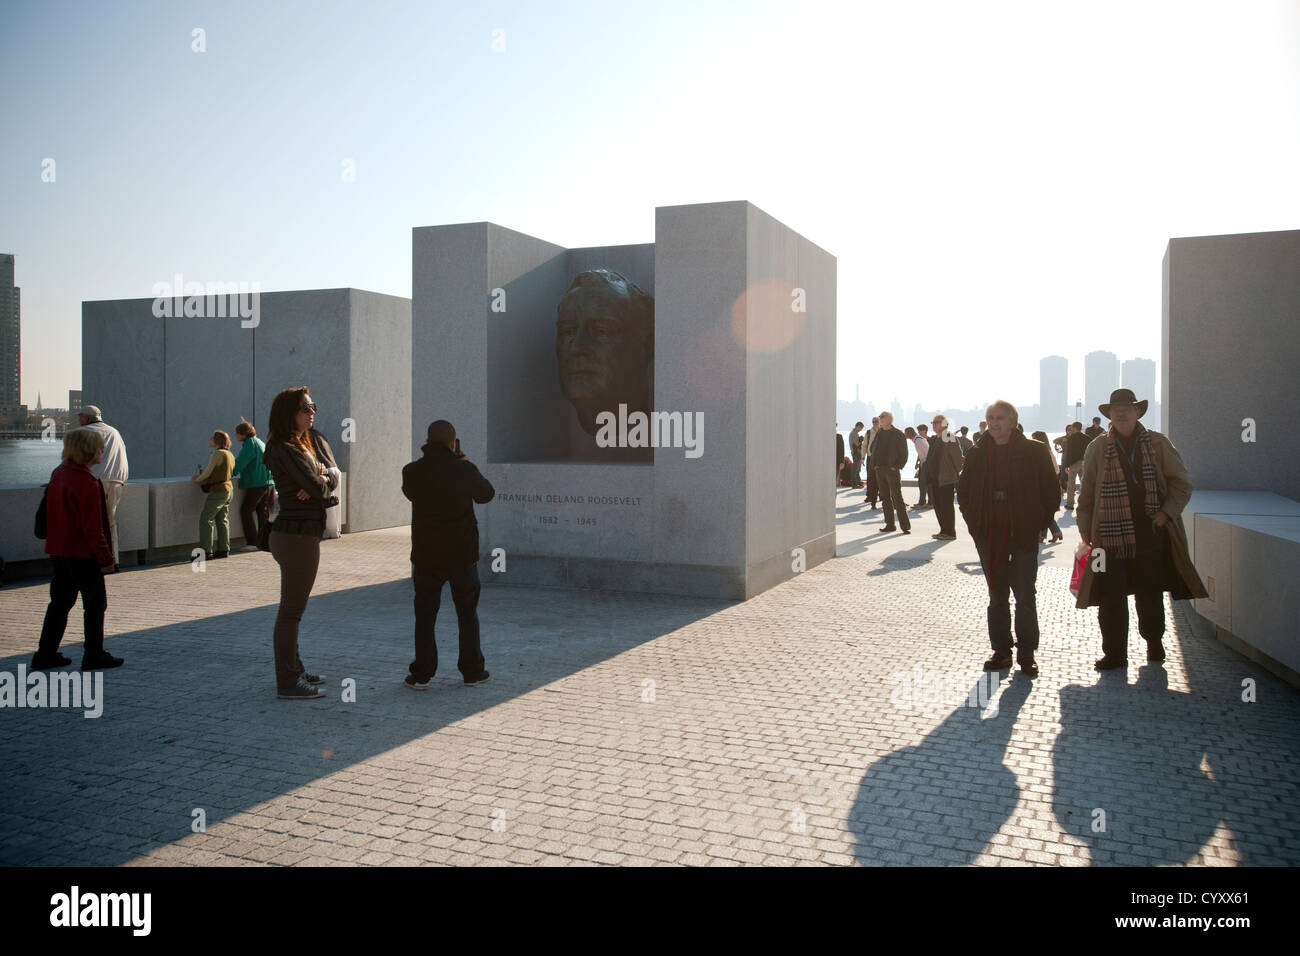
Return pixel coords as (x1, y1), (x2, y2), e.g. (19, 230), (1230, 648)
(1053, 422), (1090, 510)
(871, 412), (911, 534)
(956, 400), (1060, 676)
(401, 420), (496, 688)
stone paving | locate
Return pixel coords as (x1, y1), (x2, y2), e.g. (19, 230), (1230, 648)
(0, 487), (1296, 866)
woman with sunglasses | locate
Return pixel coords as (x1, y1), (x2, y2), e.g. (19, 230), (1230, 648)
(262, 386), (337, 700)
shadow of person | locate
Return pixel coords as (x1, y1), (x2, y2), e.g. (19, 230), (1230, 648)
(865, 540), (946, 576)
(1051, 664), (1221, 864)
(1163, 602), (1300, 864)
(835, 536), (872, 559)
(848, 673), (1033, 865)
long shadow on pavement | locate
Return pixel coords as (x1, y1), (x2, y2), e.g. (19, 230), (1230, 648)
(0, 579), (727, 866)
(1052, 603), (1300, 865)
(848, 674), (1032, 865)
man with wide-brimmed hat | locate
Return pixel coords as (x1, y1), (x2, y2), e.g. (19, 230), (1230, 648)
(1075, 388), (1207, 670)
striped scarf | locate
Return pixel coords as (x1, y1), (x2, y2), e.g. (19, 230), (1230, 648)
(1097, 423), (1160, 559)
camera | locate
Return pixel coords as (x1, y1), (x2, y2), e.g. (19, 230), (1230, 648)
(324, 495), (340, 508)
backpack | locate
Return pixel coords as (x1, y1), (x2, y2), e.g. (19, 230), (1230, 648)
(34, 484), (49, 539)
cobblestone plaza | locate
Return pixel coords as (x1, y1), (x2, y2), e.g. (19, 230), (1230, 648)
(1, 491), (1296, 866)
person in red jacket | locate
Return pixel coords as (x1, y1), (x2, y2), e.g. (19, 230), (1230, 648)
(33, 428), (124, 671)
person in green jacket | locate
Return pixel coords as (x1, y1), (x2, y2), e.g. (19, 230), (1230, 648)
(232, 418), (273, 552)
(192, 430), (236, 559)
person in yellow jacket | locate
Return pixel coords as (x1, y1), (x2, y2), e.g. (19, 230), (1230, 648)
(192, 430), (237, 560)
(1075, 389), (1207, 670)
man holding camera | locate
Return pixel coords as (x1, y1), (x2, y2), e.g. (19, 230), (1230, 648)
(402, 420), (496, 689)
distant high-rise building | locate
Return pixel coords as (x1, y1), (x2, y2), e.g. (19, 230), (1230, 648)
(1039, 355), (1068, 430)
(69, 389), (83, 416)
(1122, 358), (1156, 404)
(1085, 350), (1121, 420)
(1, 254), (19, 407)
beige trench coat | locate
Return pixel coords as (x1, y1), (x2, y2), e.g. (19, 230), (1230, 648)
(1074, 429), (1208, 607)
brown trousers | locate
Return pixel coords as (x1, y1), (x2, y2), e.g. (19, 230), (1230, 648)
(269, 529), (320, 689)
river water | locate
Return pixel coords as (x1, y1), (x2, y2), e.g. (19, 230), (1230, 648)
(0, 439), (66, 486)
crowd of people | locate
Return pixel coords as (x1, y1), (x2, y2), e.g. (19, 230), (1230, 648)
(31, 388), (492, 701)
(30, 386), (1205, 697)
(839, 389), (1206, 677)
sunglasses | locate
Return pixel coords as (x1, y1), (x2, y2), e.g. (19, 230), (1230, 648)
(300, 403), (317, 413)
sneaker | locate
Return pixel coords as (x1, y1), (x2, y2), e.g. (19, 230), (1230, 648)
(1094, 656), (1127, 671)
(302, 672), (325, 686)
(404, 674), (431, 690)
(81, 653), (124, 671)
(1147, 640), (1166, 662)
(983, 654), (1013, 671)
(31, 651), (73, 670)
(278, 675), (325, 699)
(463, 670), (491, 686)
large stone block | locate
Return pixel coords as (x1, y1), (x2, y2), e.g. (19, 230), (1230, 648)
(0, 481), (148, 563)
(413, 201), (836, 600)
(0, 485), (49, 562)
(1163, 229), (1300, 500)
(82, 289), (408, 534)
(82, 298), (166, 478)
(1185, 490), (1300, 683)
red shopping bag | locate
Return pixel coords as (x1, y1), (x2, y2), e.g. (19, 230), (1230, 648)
(1069, 541), (1089, 594)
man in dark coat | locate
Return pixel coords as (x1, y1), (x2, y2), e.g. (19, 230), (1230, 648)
(957, 400), (1061, 676)
(1053, 422), (1089, 509)
(871, 412), (911, 534)
(401, 419), (496, 688)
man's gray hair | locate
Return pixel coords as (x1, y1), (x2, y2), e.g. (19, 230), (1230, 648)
(985, 400), (1019, 424)
(933, 414), (949, 429)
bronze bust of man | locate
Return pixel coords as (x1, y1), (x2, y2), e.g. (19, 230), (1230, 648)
(555, 269), (654, 436)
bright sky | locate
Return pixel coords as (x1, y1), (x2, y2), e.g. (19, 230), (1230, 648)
(2, 0), (1297, 412)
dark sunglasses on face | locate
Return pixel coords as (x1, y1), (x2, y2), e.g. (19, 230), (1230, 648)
(300, 403), (317, 413)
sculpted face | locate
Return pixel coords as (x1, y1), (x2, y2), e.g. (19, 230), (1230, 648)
(556, 270), (653, 436)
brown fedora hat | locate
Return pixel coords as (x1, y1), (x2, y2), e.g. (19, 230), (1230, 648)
(1099, 388), (1148, 419)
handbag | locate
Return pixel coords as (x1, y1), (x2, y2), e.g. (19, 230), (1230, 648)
(257, 486), (277, 551)
(1069, 541), (1089, 594)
